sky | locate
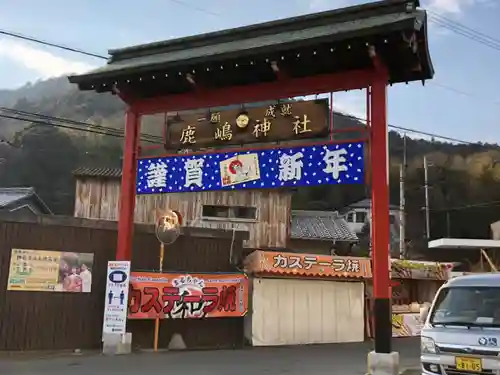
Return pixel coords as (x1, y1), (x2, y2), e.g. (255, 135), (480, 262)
(0, 0), (498, 143)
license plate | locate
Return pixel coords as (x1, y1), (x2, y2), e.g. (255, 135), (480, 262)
(455, 357), (482, 372)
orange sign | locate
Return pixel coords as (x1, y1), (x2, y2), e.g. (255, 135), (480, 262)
(128, 272), (248, 319)
(245, 250), (372, 278)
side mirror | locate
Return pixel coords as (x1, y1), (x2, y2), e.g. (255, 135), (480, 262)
(420, 305), (430, 322)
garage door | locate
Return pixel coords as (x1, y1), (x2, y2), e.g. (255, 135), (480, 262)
(250, 278), (364, 346)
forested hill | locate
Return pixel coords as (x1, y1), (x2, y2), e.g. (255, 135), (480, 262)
(0, 77), (499, 250)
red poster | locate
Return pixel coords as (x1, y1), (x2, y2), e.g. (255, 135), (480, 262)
(128, 272), (248, 319)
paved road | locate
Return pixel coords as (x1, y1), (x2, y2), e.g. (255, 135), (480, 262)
(0, 338), (420, 375)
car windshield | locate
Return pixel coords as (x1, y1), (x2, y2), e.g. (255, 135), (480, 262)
(430, 286), (500, 327)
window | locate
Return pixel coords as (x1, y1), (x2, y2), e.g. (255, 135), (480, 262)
(389, 215), (396, 224)
(429, 287), (500, 327)
(346, 212), (354, 222)
(232, 206), (257, 219)
(202, 205), (257, 220)
(202, 205), (229, 218)
(356, 211), (366, 223)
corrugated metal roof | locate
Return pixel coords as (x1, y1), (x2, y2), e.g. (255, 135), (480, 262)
(0, 187), (34, 207)
(291, 210), (358, 242)
(73, 167), (122, 179)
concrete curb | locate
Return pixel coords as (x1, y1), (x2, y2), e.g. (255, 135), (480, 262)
(365, 368), (420, 375)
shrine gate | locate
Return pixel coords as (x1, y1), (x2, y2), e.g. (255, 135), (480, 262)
(69, 0), (433, 359)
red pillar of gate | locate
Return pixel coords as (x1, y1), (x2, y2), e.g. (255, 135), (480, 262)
(370, 73), (392, 353)
(116, 108), (140, 261)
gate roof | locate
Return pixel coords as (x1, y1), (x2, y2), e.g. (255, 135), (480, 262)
(68, 0), (433, 99)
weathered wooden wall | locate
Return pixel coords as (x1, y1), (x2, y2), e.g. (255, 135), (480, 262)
(74, 177), (291, 248)
(0, 212), (248, 351)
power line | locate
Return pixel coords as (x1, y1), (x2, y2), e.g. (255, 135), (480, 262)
(3, 104), (483, 147)
(429, 82), (500, 109)
(0, 107), (124, 136)
(161, 1), (498, 112)
(0, 7), (489, 109)
(432, 11), (500, 45)
(428, 10), (500, 45)
(167, 0), (500, 53)
(432, 200), (500, 212)
(0, 103), (486, 148)
(428, 10), (500, 52)
(388, 123), (474, 145)
(429, 82), (492, 101)
(0, 113), (126, 140)
(0, 9), (490, 146)
(424, 11), (500, 105)
(168, 0), (221, 17)
(0, 110), (163, 144)
(0, 29), (108, 60)
(0, 107), (163, 143)
(334, 111), (480, 145)
(161, 5), (495, 145)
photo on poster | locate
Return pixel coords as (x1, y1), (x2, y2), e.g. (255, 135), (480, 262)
(7, 249), (94, 293)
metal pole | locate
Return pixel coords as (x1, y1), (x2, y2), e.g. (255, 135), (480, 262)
(399, 164), (405, 259)
(153, 242), (164, 352)
(424, 155), (430, 239)
(403, 134), (407, 171)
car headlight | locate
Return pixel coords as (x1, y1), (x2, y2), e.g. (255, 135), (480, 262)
(421, 336), (437, 354)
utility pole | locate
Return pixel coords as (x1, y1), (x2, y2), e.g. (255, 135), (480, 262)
(399, 134), (407, 259)
(424, 155), (430, 239)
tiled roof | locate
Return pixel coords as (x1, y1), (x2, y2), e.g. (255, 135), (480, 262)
(69, 0), (432, 91)
(0, 187), (52, 214)
(0, 187), (34, 207)
(73, 167), (122, 179)
(291, 210), (358, 242)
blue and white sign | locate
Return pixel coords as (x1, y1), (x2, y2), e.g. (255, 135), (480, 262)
(102, 261), (131, 336)
(136, 141), (365, 194)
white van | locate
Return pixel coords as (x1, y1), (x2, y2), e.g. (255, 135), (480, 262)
(420, 273), (500, 375)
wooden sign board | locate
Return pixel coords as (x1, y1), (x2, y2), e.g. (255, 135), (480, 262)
(165, 99), (329, 150)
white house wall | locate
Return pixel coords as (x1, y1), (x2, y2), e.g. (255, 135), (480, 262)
(249, 278), (364, 346)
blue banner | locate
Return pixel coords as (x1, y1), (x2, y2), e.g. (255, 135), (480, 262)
(136, 141), (365, 194)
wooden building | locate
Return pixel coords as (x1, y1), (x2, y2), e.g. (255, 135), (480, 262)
(73, 167), (357, 250)
(73, 167), (290, 248)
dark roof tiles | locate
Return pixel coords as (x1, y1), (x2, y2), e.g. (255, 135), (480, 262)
(73, 167), (122, 179)
(0, 187), (52, 214)
(291, 210), (358, 242)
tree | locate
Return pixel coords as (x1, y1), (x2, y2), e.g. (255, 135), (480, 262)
(351, 221), (370, 257)
(2, 125), (81, 214)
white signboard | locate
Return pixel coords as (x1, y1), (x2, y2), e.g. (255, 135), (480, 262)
(102, 261), (131, 336)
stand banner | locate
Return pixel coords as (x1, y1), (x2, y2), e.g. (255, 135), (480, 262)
(128, 272), (248, 319)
